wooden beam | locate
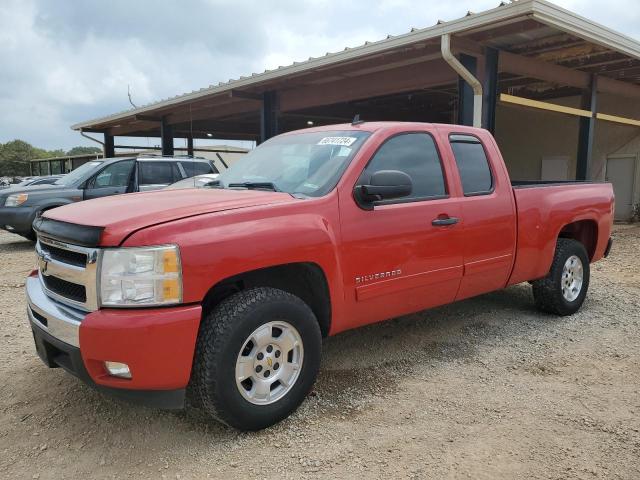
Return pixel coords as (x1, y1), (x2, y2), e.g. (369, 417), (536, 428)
(108, 120), (161, 136)
(500, 50), (640, 100)
(466, 19), (546, 44)
(174, 130), (259, 141)
(500, 50), (591, 89)
(166, 99), (259, 125)
(596, 112), (640, 127)
(251, 45), (435, 94)
(535, 43), (608, 63)
(450, 35), (484, 57)
(135, 114), (162, 122)
(180, 119), (258, 132)
(499, 93), (592, 117)
(280, 59), (456, 112)
(229, 90), (263, 101)
(510, 34), (583, 56)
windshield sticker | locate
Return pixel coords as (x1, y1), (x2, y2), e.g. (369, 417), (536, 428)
(317, 136), (358, 146)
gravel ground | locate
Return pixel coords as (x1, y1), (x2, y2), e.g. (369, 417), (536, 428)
(0, 226), (638, 480)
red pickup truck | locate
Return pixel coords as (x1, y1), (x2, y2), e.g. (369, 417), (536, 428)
(27, 122), (614, 430)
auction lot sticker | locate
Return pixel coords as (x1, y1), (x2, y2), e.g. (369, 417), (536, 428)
(317, 137), (357, 146)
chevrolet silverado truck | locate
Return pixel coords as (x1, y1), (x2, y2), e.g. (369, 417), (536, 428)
(26, 122), (614, 431)
(0, 155), (216, 240)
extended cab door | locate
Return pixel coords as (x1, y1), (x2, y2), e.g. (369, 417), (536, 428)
(338, 128), (465, 329)
(83, 160), (135, 200)
(438, 128), (517, 300)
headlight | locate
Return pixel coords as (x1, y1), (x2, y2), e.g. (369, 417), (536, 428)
(5, 193), (28, 207)
(99, 245), (182, 307)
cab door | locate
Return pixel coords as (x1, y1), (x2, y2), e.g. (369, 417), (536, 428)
(442, 131), (517, 300)
(83, 160), (135, 200)
(337, 130), (465, 330)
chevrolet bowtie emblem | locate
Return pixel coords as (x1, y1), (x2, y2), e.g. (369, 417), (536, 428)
(266, 357), (273, 367)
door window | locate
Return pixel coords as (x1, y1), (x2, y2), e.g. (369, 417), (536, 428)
(449, 135), (493, 195)
(180, 161), (216, 176)
(359, 133), (446, 202)
(91, 160), (134, 188)
(139, 161), (178, 186)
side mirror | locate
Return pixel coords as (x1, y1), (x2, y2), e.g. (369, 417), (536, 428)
(355, 170), (412, 208)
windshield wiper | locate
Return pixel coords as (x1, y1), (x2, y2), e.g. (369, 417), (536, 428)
(227, 181), (281, 192)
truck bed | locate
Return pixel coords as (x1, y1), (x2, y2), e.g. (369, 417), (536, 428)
(508, 181), (614, 286)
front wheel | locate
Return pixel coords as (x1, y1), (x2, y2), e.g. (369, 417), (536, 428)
(189, 287), (322, 430)
(532, 238), (590, 316)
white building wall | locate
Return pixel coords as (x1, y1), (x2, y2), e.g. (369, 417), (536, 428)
(493, 93), (640, 219)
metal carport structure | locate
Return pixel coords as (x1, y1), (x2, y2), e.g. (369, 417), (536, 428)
(71, 0), (640, 218)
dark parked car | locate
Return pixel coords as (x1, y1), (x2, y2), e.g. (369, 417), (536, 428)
(0, 155), (216, 240)
(14, 175), (64, 187)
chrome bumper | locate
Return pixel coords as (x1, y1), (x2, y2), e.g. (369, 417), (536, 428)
(26, 276), (85, 347)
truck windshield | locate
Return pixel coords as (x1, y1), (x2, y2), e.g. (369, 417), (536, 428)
(217, 130), (370, 196)
(54, 161), (103, 186)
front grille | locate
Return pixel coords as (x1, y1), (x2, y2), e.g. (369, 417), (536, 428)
(42, 275), (87, 303)
(44, 244), (87, 267)
(36, 236), (99, 311)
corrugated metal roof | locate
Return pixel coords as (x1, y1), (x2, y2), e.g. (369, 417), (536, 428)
(71, 0), (640, 131)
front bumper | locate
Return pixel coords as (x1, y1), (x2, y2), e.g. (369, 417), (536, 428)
(0, 205), (36, 235)
(26, 275), (202, 409)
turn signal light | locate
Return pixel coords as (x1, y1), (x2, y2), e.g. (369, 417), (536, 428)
(104, 361), (132, 379)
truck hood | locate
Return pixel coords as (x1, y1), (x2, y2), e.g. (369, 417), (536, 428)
(42, 188), (296, 246)
(0, 183), (66, 196)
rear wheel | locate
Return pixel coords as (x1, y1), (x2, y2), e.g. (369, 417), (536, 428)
(532, 238), (590, 316)
(189, 287), (322, 430)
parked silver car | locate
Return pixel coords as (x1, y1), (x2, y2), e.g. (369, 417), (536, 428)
(0, 156), (216, 240)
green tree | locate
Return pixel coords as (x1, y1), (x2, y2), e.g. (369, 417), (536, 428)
(0, 140), (38, 176)
(67, 146), (102, 156)
(0, 140), (71, 177)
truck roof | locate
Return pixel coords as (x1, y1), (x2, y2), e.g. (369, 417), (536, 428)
(97, 155), (212, 165)
(279, 121), (484, 136)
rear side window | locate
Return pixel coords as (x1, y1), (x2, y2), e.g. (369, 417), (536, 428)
(360, 133), (446, 201)
(180, 161), (216, 176)
(139, 162), (178, 186)
(449, 135), (493, 195)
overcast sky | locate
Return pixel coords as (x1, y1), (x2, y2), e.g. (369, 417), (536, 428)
(1, 0), (639, 150)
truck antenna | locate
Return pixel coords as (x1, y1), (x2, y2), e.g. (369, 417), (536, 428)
(352, 114), (365, 125)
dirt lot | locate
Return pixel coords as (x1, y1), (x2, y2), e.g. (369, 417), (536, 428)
(0, 226), (638, 480)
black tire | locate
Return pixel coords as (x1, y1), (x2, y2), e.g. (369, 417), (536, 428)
(189, 287), (322, 431)
(532, 238), (590, 316)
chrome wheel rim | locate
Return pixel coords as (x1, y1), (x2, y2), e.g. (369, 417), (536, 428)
(561, 255), (583, 302)
(235, 321), (303, 405)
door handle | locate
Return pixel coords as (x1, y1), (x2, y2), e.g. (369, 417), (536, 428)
(432, 217), (459, 226)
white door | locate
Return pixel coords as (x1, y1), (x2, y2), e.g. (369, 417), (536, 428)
(606, 155), (637, 221)
(541, 156), (570, 181)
